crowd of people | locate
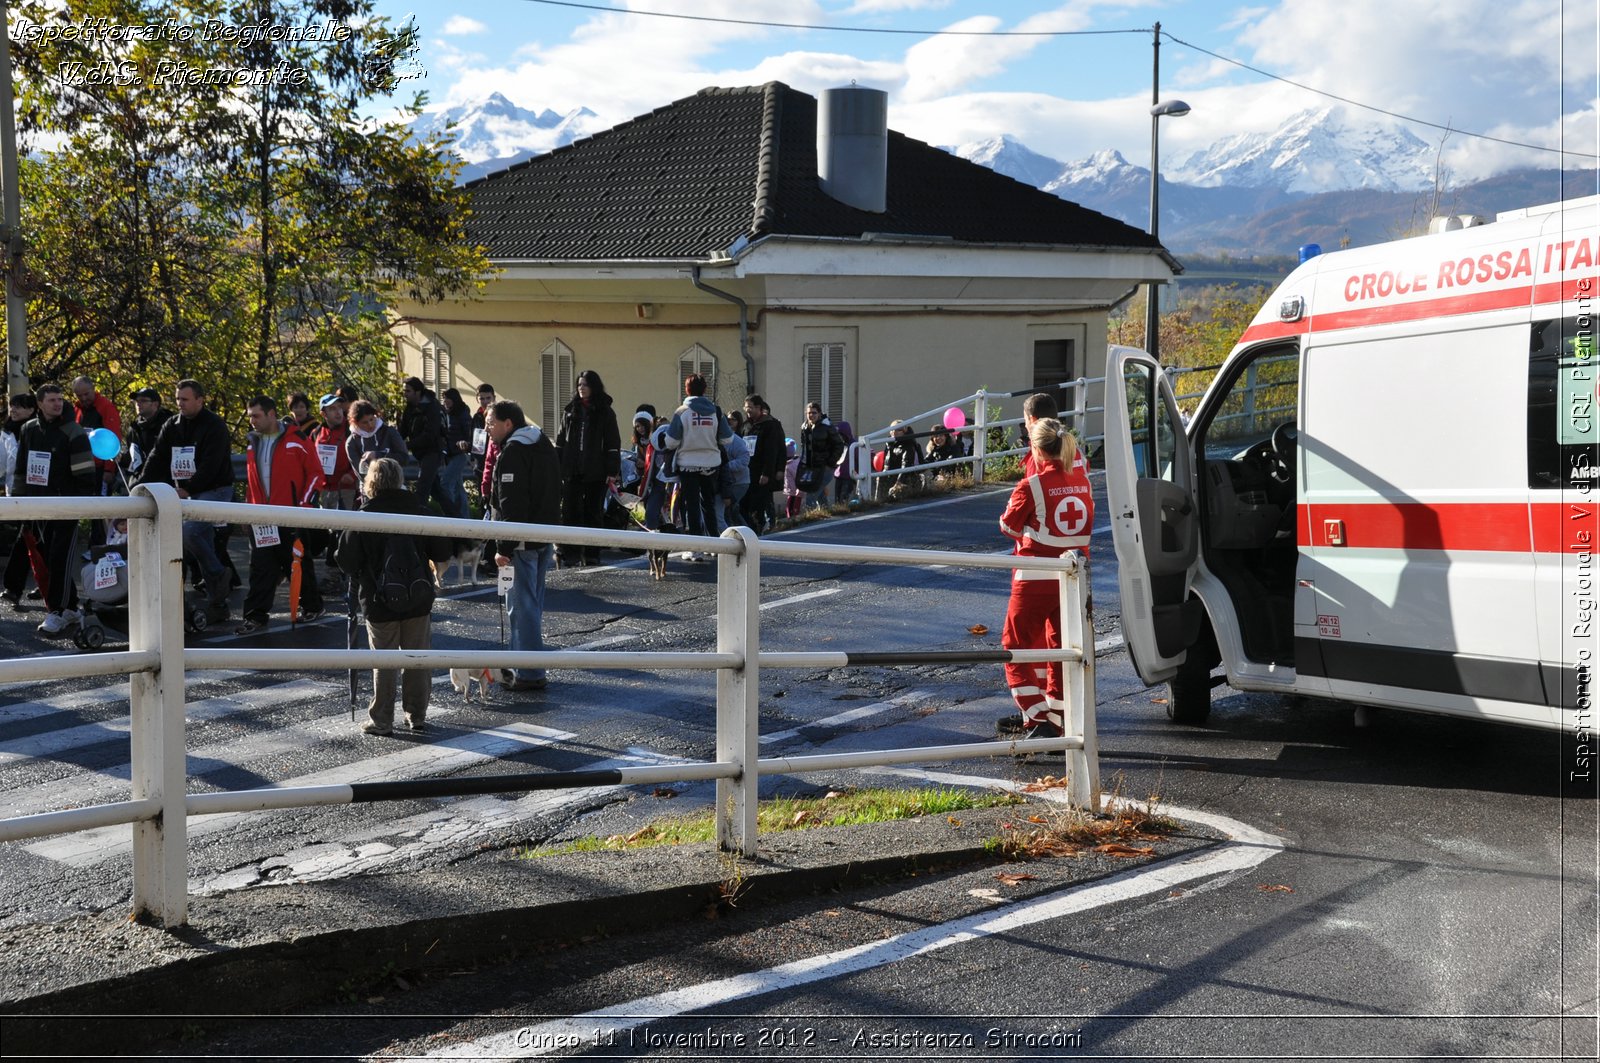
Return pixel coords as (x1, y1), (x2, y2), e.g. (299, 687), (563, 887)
(1, 370), (1079, 739)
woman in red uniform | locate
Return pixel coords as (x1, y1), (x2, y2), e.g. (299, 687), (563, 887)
(999, 417), (1093, 737)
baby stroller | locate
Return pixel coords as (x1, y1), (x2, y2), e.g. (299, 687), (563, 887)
(73, 523), (129, 651)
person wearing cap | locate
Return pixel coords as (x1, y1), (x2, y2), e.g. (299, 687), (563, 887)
(924, 422), (965, 472)
(622, 408), (653, 494)
(122, 387), (171, 484)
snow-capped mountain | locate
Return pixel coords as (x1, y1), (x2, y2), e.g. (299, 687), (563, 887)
(951, 135), (1070, 190)
(410, 93), (601, 182)
(1168, 106), (1437, 193)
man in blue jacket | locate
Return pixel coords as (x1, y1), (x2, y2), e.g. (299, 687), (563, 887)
(664, 374), (732, 557)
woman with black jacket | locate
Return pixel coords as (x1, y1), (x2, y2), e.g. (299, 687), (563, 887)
(555, 369), (621, 566)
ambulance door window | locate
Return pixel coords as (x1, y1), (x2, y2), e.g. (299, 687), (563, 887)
(1528, 316), (1597, 489)
(1124, 360), (1182, 482)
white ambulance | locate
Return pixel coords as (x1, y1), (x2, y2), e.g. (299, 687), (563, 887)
(1103, 194), (1598, 732)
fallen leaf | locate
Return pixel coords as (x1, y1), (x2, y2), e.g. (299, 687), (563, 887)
(1094, 843), (1155, 857)
(999, 821), (1015, 830)
(824, 909), (844, 917)
(1257, 884), (1295, 893)
(1168, 890), (1186, 899)
(651, 787), (679, 799)
(1027, 814), (1048, 824)
(968, 624), (989, 636)
(1151, 697), (1168, 705)
(996, 872), (1037, 886)
(824, 791), (846, 799)
(791, 810), (815, 826)
(946, 815), (962, 826)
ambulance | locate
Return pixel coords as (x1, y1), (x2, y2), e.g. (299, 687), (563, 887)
(1103, 194), (1598, 731)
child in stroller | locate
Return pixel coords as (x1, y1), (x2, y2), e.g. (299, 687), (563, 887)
(73, 518), (128, 650)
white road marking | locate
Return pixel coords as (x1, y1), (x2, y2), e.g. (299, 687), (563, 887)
(24, 722), (573, 867)
(0, 670), (253, 725)
(571, 634), (639, 650)
(759, 588), (840, 611)
(416, 798), (1282, 1061)
(0, 680), (347, 767)
(194, 748), (690, 894)
(759, 690), (934, 745)
(763, 488), (1011, 536)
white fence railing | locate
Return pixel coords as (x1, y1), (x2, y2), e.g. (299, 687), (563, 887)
(0, 485), (1096, 927)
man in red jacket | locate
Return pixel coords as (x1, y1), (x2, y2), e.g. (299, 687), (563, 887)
(238, 395), (324, 634)
(71, 375), (122, 494)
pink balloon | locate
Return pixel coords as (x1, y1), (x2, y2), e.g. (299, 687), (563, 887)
(942, 406), (966, 431)
(873, 450), (886, 472)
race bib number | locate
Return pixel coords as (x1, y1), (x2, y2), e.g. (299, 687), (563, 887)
(25, 451), (49, 486)
(316, 444), (338, 476)
(93, 556), (121, 591)
(472, 427), (488, 455)
(171, 446), (196, 480)
(497, 565), (514, 597)
(251, 524), (281, 548)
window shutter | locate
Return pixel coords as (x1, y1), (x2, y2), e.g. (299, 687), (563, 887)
(802, 342), (847, 422)
(678, 344), (718, 406)
(540, 339), (574, 430)
(431, 333), (452, 393)
(421, 345), (435, 391)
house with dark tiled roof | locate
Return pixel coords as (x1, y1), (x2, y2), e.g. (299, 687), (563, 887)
(388, 82), (1175, 439)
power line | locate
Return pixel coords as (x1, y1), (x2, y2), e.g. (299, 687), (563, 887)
(1162, 32), (1597, 160)
(519, 0), (1598, 161)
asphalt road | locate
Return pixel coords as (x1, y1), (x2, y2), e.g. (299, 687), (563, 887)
(2, 482), (1596, 1060)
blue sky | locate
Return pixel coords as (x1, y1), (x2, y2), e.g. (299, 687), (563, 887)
(369, 0), (1599, 181)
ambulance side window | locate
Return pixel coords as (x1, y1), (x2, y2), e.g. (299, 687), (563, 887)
(1527, 316), (1597, 489)
(1123, 360), (1181, 481)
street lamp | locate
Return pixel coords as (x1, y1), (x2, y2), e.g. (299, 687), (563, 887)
(1145, 97), (1190, 362)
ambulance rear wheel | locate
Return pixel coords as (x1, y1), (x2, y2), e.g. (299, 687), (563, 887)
(1166, 657), (1214, 725)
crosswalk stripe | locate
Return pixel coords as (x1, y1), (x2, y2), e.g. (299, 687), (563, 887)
(759, 690), (933, 745)
(194, 748), (686, 894)
(0, 670), (253, 726)
(24, 722), (574, 867)
(0, 680), (346, 767)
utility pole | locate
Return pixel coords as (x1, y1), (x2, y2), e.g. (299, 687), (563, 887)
(0, 0), (27, 397)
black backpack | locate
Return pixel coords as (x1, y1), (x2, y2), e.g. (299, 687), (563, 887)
(377, 534), (435, 614)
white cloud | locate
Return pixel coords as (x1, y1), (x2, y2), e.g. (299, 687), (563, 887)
(843, 0), (954, 12)
(1230, 0), (1598, 175)
(900, 6), (1090, 103)
(441, 15), (487, 36)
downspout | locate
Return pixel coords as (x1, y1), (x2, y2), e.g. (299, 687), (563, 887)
(691, 265), (755, 394)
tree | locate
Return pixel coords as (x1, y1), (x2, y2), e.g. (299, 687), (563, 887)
(3, 0), (486, 433)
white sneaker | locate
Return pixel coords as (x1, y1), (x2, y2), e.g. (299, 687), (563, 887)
(60, 608), (80, 625)
(37, 612), (68, 634)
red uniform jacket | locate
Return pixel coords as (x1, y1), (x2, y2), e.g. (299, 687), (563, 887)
(1000, 456), (1093, 579)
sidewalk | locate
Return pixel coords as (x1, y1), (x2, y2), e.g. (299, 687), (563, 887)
(0, 794), (1216, 1057)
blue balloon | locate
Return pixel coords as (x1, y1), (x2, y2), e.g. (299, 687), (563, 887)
(88, 427), (120, 461)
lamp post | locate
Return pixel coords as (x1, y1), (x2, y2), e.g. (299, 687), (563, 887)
(1144, 23), (1189, 362)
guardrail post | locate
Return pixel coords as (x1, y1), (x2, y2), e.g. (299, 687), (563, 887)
(128, 483), (189, 925)
(715, 526), (761, 855)
(1060, 555), (1100, 812)
(972, 388), (987, 484)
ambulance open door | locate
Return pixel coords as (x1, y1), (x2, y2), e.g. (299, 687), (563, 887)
(1102, 346), (1203, 685)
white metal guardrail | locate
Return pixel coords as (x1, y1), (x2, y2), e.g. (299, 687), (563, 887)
(0, 485), (1095, 927)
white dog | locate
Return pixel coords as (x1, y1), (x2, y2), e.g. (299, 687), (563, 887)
(449, 666), (495, 702)
(434, 540), (487, 588)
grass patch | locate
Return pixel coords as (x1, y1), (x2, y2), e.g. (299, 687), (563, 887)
(517, 786), (1023, 859)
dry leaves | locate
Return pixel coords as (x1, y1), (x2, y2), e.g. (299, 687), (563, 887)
(651, 788), (679, 799)
(969, 624), (990, 636)
(946, 815), (962, 826)
(1258, 884), (1295, 893)
(1095, 843), (1155, 857)
(996, 872), (1038, 886)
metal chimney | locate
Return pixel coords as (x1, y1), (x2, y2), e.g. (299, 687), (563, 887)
(817, 85), (888, 214)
